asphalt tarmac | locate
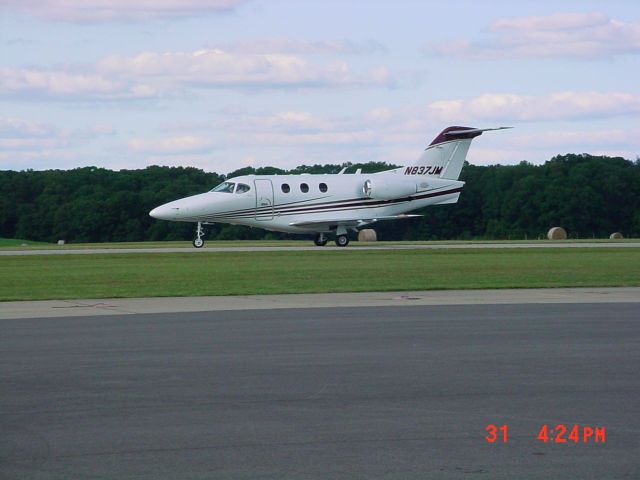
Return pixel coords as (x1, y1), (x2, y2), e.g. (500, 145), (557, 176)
(2, 241), (640, 255)
(3, 287), (640, 319)
(1, 303), (638, 479)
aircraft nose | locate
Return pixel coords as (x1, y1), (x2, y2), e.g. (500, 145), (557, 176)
(149, 204), (181, 220)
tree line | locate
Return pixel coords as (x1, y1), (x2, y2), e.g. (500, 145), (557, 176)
(1, 154), (638, 243)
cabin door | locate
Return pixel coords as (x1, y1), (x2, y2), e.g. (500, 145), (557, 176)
(254, 179), (274, 221)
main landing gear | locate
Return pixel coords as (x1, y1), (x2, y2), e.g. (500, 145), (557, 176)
(313, 233), (349, 247)
(335, 235), (349, 247)
(193, 222), (205, 248)
(314, 233), (328, 246)
(313, 227), (350, 247)
(334, 225), (350, 247)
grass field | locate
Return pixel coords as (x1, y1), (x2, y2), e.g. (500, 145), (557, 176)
(0, 238), (49, 247)
(1, 247), (639, 301)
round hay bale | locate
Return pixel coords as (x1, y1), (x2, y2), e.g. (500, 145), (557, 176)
(547, 227), (567, 240)
(609, 232), (624, 239)
(358, 229), (377, 242)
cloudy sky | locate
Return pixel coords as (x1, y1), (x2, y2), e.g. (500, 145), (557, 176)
(1, 0), (639, 173)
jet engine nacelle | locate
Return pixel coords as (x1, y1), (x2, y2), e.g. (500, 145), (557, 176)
(362, 178), (417, 200)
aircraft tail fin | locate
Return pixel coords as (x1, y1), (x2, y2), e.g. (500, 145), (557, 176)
(409, 126), (511, 180)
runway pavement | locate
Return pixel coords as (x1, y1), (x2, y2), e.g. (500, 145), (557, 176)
(1, 302), (638, 479)
(2, 241), (640, 255)
(2, 287), (640, 319)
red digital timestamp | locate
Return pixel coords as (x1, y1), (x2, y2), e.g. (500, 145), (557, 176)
(485, 424), (606, 443)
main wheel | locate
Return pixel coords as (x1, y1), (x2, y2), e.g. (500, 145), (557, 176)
(193, 238), (204, 248)
(314, 233), (328, 246)
(335, 235), (349, 247)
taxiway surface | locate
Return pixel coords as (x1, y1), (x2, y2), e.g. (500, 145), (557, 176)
(3, 287), (640, 319)
(2, 241), (640, 256)
(2, 302), (638, 479)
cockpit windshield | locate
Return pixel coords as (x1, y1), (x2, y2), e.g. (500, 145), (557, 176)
(210, 182), (235, 193)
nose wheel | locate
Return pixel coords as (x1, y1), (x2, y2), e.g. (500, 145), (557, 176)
(193, 222), (205, 248)
(314, 233), (328, 246)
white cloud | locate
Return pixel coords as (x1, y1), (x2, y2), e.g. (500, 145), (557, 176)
(0, 137), (68, 151)
(219, 111), (336, 133)
(0, 117), (57, 138)
(0, 67), (157, 100)
(0, 47), (395, 101)
(0, 150), (81, 169)
(159, 109), (392, 147)
(223, 131), (378, 147)
(6, 98), (638, 172)
(366, 107), (394, 122)
(464, 126), (640, 166)
(0, 130), (74, 168)
(511, 128), (640, 149)
(0, 116), (114, 142)
(146, 104), (639, 172)
(122, 115), (639, 171)
(428, 92), (640, 122)
(490, 11), (609, 32)
(2, 0), (247, 23)
(97, 48), (395, 90)
(424, 12), (640, 60)
(84, 124), (116, 136)
(128, 136), (216, 154)
(0, 117), (68, 155)
(214, 39), (385, 55)
(0, 116), (118, 170)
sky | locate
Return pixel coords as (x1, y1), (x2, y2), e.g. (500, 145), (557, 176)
(1, 0), (639, 174)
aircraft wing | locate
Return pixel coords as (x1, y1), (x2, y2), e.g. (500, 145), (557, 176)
(289, 214), (422, 230)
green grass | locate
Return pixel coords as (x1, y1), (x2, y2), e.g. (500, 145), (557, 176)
(1, 248), (639, 301)
(0, 237), (49, 247)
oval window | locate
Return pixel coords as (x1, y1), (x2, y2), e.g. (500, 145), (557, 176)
(300, 183), (309, 193)
(281, 183), (290, 193)
(319, 183), (328, 193)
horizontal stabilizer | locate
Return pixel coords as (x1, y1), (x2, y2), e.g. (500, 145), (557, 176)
(429, 126), (512, 146)
(445, 126), (512, 136)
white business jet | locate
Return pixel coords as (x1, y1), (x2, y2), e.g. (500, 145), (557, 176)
(150, 126), (509, 247)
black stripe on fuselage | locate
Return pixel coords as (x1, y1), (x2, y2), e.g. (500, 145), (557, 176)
(212, 184), (457, 217)
(180, 187), (462, 222)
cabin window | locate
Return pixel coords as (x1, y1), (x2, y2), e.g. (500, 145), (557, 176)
(281, 183), (290, 193)
(300, 183), (309, 193)
(235, 183), (251, 194)
(211, 182), (235, 193)
(319, 182), (328, 193)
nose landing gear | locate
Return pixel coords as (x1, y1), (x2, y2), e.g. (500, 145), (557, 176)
(193, 222), (205, 248)
(314, 233), (328, 246)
